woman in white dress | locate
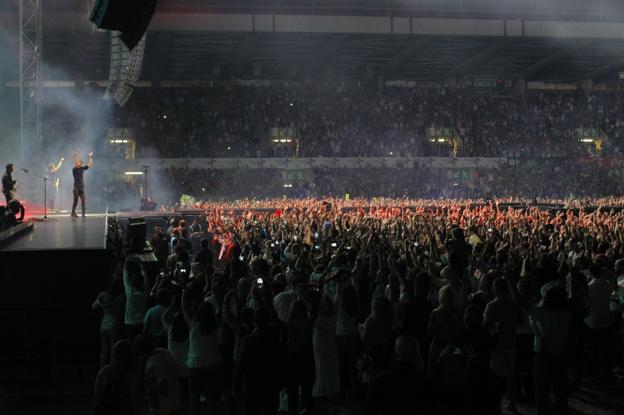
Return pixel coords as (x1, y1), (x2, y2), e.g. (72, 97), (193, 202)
(313, 294), (340, 399)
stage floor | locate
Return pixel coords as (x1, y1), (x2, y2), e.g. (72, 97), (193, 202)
(1, 214), (108, 252)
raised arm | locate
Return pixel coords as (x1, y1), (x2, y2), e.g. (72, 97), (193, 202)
(88, 152), (94, 168)
(123, 256), (132, 292)
(161, 304), (176, 333)
(52, 157), (64, 172)
(180, 289), (193, 326)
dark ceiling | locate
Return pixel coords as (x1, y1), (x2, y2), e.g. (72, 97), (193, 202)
(3, 1), (624, 84)
(2, 1), (623, 21)
(34, 31), (624, 84)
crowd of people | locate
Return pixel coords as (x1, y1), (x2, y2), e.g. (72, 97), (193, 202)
(93, 200), (624, 414)
(115, 85), (624, 159)
(101, 158), (624, 210)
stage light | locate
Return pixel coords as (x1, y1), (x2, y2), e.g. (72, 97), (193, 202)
(580, 138), (594, 143)
(437, 138), (446, 143)
(124, 171), (144, 175)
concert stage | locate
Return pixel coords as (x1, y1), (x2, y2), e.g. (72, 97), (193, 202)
(1, 214), (108, 252)
(0, 213), (112, 388)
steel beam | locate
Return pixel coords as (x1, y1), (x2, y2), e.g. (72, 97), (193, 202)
(376, 36), (429, 80)
(446, 39), (506, 80)
(516, 40), (593, 79)
(19, 0), (42, 162)
(583, 57), (624, 81)
(229, 34), (257, 78)
(302, 35), (346, 79)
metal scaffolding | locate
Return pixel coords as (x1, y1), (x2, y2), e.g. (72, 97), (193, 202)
(19, 0), (42, 163)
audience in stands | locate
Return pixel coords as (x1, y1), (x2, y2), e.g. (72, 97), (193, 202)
(114, 86), (624, 159)
(101, 158), (624, 210)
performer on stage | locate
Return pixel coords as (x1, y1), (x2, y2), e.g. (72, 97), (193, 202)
(71, 152), (93, 217)
(47, 157), (64, 211)
(2, 163), (16, 204)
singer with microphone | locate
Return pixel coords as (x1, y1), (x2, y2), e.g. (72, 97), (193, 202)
(71, 152), (93, 218)
(2, 163), (16, 204)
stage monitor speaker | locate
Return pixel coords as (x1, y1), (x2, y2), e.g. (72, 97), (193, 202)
(89, 0), (158, 49)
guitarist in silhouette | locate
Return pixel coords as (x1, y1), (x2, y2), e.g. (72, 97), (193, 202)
(2, 163), (16, 205)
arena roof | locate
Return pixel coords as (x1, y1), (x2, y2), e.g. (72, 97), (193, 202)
(31, 31), (624, 84)
(2, 1), (624, 84)
(3, 1), (624, 22)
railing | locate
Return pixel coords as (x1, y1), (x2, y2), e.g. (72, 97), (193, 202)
(99, 156), (508, 170)
(22, 0), (624, 22)
(153, 0), (624, 22)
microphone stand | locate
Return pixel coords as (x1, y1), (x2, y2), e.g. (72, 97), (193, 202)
(21, 168), (51, 220)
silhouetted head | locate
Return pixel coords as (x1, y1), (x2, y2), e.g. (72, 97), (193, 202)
(493, 278), (510, 298)
(253, 306), (270, 329)
(464, 304), (482, 328)
(195, 301), (217, 334)
(110, 340), (133, 373)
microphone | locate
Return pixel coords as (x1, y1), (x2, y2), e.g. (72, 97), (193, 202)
(21, 168), (29, 173)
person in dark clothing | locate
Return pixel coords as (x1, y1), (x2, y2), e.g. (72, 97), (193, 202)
(530, 285), (572, 415)
(225, 245), (248, 285)
(446, 227), (470, 272)
(194, 238), (214, 271)
(285, 300), (316, 415)
(151, 225), (170, 271)
(412, 271), (434, 365)
(367, 335), (433, 415)
(236, 306), (281, 415)
(458, 304), (502, 415)
(71, 152), (93, 217)
(2, 163), (16, 204)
